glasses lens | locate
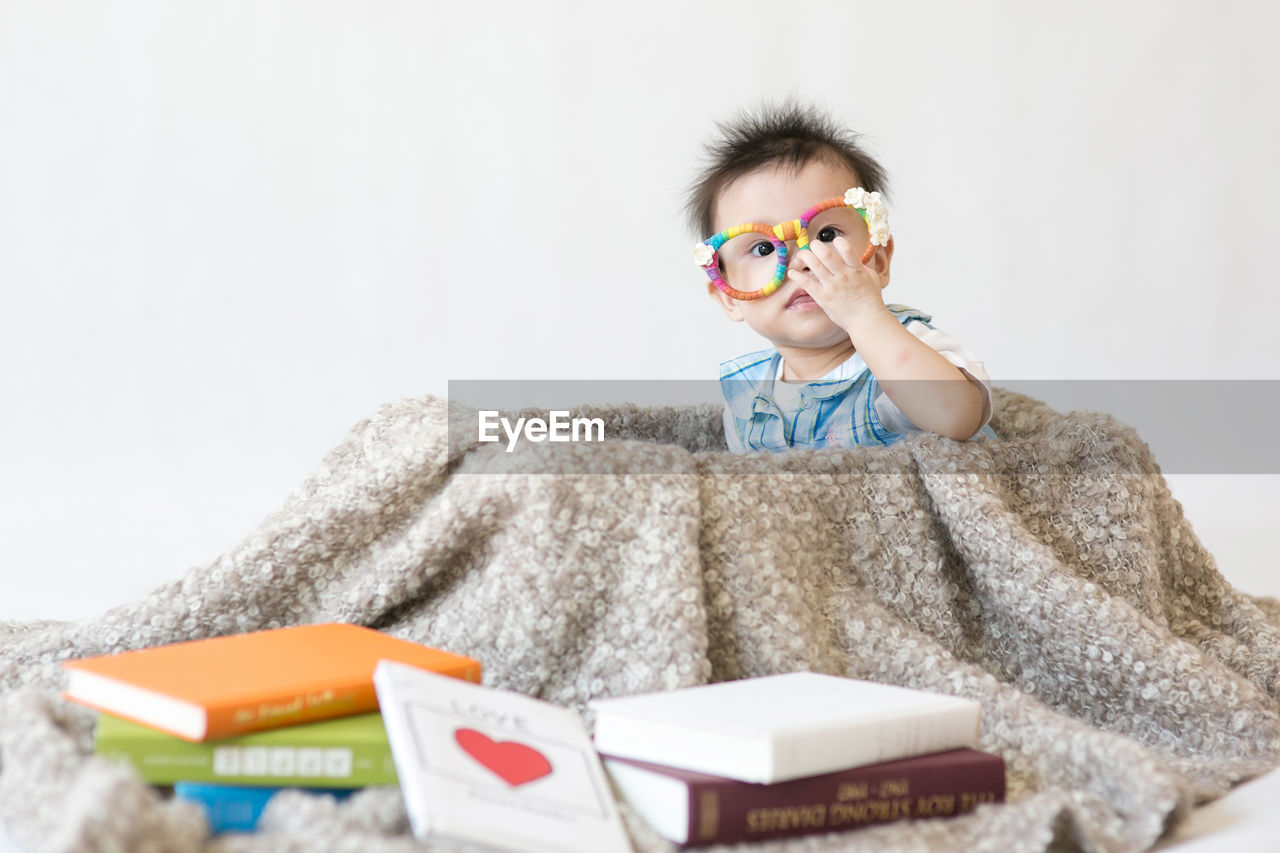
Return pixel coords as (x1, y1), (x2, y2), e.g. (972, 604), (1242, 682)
(804, 207), (870, 252)
(717, 228), (784, 293)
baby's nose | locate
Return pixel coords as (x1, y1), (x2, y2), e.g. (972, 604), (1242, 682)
(785, 241), (812, 272)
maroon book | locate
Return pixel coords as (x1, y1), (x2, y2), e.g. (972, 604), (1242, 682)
(601, 747), (1005, 847)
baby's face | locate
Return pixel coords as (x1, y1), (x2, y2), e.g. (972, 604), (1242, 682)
(709, 158), (887, 351)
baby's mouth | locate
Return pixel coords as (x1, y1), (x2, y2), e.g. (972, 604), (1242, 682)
(785, 289), (818, 310)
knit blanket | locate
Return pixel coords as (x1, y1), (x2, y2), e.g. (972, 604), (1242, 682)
(3, 389), (1279, 853)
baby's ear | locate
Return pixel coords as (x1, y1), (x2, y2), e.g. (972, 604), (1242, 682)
(707, 282), (745, 322)
(869, 236), (894, 289)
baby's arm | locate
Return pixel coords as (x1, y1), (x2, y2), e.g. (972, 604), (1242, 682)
(847, 312), (986, 440)
(875, 322), (992, 438)
(793, 238), (985, 441)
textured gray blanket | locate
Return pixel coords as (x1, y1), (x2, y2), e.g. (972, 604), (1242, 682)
(3, 389), (1280, 852)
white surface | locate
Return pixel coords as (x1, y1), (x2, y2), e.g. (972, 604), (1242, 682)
(1155, 766), (1280, 852)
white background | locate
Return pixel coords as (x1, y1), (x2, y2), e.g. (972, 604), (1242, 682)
(0, 2), (1277, 849)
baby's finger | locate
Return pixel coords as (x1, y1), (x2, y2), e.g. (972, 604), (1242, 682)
(800, 244), (836, 280)
(803, 242), (834, 275)
(831, 236), (864, 269)
(787, 267), (818, 289)
(790, 271), (830, 301)
(791, 262), (831, 296)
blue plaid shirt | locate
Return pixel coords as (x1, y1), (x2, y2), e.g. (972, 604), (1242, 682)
(720, 305), (994, 452)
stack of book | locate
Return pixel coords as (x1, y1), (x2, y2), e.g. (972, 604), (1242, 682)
(589, 672), (1006, 847)
(61, 631), (1004, 848)
(61, 623), (482, 834)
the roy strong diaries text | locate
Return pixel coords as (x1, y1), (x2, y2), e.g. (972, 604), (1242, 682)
(601, 747), (1005, 846)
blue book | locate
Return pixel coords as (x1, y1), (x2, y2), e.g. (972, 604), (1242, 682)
(173, 781), (355, 833)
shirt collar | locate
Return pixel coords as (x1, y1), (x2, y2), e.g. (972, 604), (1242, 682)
(722, 349), (872, 418)
(777, 352), (869, 400)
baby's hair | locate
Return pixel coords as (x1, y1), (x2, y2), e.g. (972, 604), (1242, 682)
(684, 101), (889, 239)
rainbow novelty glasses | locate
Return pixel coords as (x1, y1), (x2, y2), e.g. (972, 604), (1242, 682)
(693, 187), (891, 301)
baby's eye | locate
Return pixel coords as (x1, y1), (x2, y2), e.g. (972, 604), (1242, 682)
(816, 226), (841, 243)
(748, 241), (775, 258)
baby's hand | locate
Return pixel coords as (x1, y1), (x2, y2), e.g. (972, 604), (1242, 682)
(788, 236), (886, 330)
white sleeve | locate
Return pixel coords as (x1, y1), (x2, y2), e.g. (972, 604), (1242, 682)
(722, 405), (747, 453)
(874, 321), (993, 439)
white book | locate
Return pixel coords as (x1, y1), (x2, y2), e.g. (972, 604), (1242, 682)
(588, 672), (981, 784)
(373, 661), (633, 853)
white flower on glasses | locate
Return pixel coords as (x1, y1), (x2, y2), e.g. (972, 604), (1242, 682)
(845, 187), (891, 245)
(692, 242), (716, 266)
(843, 187), (869, 209)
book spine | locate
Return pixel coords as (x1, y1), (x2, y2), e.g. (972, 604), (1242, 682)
(685, 753), (1004, 847)
(174, 782), (354, 834)
(203, 660), (481, 740)
(96, 735), (398, 787)
(205, 681), (381, 739)
(174, 782), (280, 833)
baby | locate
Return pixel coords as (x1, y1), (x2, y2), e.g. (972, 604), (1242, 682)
(687, 104), (996, 452)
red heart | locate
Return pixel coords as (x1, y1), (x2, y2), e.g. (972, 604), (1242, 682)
(454, 728), (553, 786)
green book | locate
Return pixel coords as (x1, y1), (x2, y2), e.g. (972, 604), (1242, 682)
(94, 711), (397, 787)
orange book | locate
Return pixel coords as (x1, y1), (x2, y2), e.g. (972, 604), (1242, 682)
(62, 623), (481, 742)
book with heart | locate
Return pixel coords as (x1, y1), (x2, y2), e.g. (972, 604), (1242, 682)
(372, 660), (633, 853)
